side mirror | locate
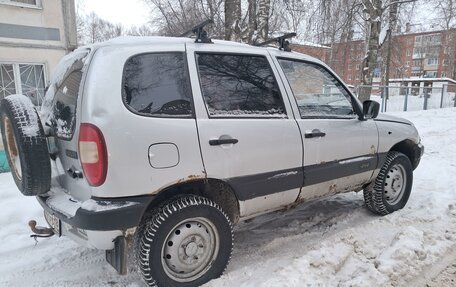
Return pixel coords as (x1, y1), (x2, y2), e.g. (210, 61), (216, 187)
(362, 100), (380, 120)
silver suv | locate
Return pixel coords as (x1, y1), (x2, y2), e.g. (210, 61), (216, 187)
(0, 31), (423, 287)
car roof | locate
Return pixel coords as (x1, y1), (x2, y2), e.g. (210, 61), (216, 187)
(79, 36), (251, 50)
(75, 35), (325, 68)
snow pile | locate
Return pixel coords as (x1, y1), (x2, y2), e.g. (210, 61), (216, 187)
(0, 108), (455, 286)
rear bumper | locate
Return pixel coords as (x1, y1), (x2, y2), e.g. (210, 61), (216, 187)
(37, 192), (154, 231)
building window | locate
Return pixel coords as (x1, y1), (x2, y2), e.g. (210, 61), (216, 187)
(427, 58), (438, 65)
(406, 61), (410, 66)
(443, 59), (449, 66)
(0, 63), (46, 105)
(0, 64), (15, 99)
(356, 64), (360, 70)
(0, 0), (40, 7)
(406, 50), (411, 56)
(373, 67), (381, 78)
(441, 72), (447, 77)
(348, 75), (352, 80)
(425, 71), (437, 78)
(413, 59), (422, 67)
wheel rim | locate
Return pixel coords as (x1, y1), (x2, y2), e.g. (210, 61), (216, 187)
(384, 163), (406, 205)
(161, 217), (220, 282)
(3, 116), (22, 179)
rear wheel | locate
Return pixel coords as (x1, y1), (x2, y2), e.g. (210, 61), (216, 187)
(0, 95), (51, 196)
(364, 151), (413, 215)
(137, 195), (233, 287)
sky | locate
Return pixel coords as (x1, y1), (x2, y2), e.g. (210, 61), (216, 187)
(76, 0), (151, 27)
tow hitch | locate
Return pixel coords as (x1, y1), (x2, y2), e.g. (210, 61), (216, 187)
(28, 220), (55, 239)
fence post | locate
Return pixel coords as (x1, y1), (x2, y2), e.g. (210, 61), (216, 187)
(423, 88), (429, 110)
(454, 88), (456, 107)
(385, 86), (389, 112)
(440, 84), (447, 108)
(404, 86), (409, 111)
(381, 86), (386, 112)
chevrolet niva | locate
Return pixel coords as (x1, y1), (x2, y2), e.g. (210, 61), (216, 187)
(0, 28), (423, 287)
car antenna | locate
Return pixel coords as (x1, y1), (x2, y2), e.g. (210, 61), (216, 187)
(254, 32), (297, 52)
(179, 19), (214, 44)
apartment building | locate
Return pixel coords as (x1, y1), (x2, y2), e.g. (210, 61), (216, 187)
(294, 28), (456, 89)
(0, 0), (77, 106)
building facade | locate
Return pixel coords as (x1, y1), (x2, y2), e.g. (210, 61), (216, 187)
(0, 0), (77, 106)
(294, 29), (456, 89)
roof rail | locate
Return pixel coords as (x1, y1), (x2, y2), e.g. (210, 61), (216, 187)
(179, 19), (214, 44)
(254, 33), (297, 52)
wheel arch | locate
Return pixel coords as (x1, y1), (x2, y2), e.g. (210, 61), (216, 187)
(142, 178), (240, 224)
(389, 139), (422, 170)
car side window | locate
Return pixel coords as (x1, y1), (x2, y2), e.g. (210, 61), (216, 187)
(196, 53), (286, 118)
(123, 53), (193, 117)
(278, 59), (356, 118)
(51, 70), (83, 139)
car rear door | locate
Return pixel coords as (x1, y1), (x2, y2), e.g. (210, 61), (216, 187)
(272, 55), (379, 200)
(186, 44), (303, 217)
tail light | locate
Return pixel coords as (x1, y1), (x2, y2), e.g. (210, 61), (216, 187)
(78, 123), (107, 186)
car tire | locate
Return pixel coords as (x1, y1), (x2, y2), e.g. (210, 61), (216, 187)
(0, 95), (51, 196)
(137, 195), (233, 287)
(363, 151), (413, 215)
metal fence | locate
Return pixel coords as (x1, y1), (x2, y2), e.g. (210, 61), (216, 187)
(353, 84), (456, 112)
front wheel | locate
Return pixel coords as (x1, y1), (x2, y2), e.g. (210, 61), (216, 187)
(137, 195), (233, 287)
(364, 151), (413, 215)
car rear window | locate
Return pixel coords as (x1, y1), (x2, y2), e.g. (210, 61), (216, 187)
(46, 49), (89, 140)
(51, 70), (83, 139)
(122, 53), (193, 117)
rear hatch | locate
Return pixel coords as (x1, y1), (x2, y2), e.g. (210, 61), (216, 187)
(40, 48), (92, 201)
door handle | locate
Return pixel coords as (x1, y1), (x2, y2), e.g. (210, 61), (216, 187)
(209, 138), (239, 146)
(305, 129), (326, 138)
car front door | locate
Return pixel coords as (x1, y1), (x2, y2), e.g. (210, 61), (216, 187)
(186, 45), (303, 218)
(273, 56), (379, 200)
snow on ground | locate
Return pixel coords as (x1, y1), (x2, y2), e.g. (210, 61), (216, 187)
(0, 108), (455, 286)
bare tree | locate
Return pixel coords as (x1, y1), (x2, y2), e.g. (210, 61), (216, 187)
(225, 0), (241, 41)
(381, 0), (399, 96)
(80, 12), (125, 44)
(256, 0), (271, 42)
(143, 0), (224, 38)
(247, 0), (257, 43)
(77, 12), (156, 45)
(434, 0), (456, 30)
(432, 0), (456, 79)
(358, 0), (383, 102)
(126, 25), (158, 36)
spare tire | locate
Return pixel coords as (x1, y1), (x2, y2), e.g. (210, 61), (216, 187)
(0, 95), (51, 196)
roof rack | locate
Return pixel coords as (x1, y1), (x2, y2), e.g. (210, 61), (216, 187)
(254, 33), (297, 52)
(179, 19), (214, 44)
